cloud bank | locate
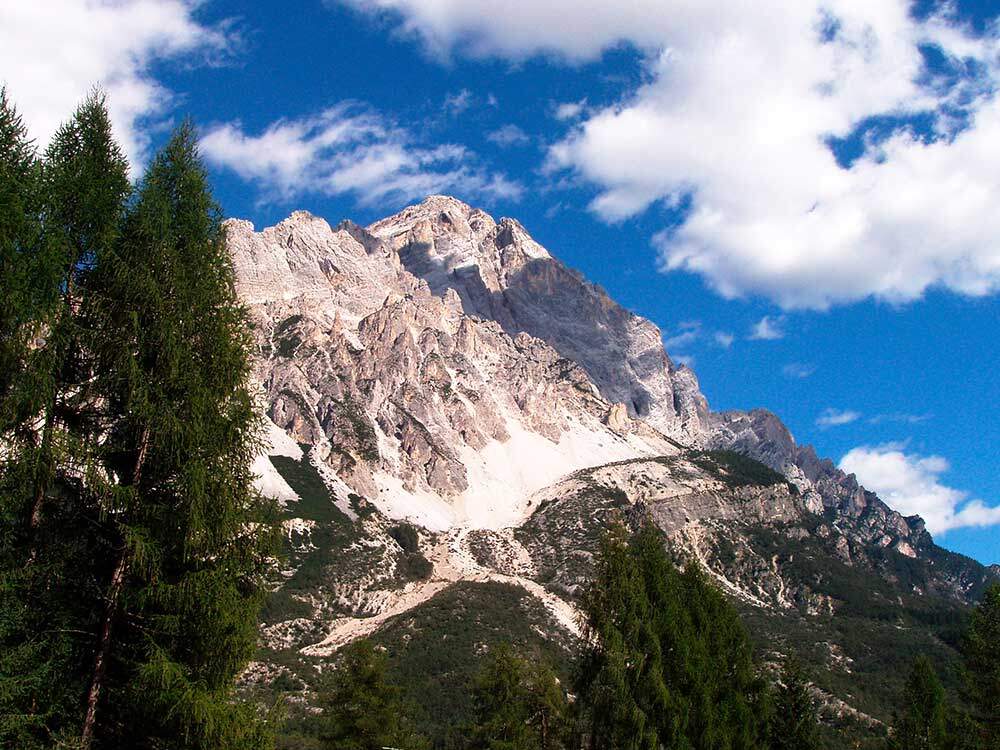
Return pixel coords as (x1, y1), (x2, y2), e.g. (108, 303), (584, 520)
(0, 0), (233, 168)
(840, 444), (1000, 534)
(341, 0), (1000, 309)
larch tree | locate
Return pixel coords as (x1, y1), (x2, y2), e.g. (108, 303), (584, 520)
(78, 121), (278, 749)
(0, 90), (130, 749)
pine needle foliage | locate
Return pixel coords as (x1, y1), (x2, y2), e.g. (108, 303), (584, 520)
(578, 522), (769, 750)
(0, 91), (278, 749)
(768, 657), (819, 750)
(468, 643), (571, 750)
(80, 121), (279, 749)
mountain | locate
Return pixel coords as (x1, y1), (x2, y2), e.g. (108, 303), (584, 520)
(228, 196), (996, 744)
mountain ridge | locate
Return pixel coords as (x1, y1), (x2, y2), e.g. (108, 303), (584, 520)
(227, 195), (996, 743)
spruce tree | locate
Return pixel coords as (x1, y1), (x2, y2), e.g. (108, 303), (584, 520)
(887, 656), (950, 750)
(469, 644), (569, 750)
(962, 583), (1000, 748)
(77, 121), (278, 749)
(769, 657), (819, 750)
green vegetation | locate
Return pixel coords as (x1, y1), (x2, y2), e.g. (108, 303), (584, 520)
(375, 581), (574, 744)
(770, 658), (820, 750)
(578, 522), (771, 749)
(689, 449), (792, 489)
(0, 91), (277, 748)
(961, 583), (1000, 747)
(468, 644), (571, 750)
(280, 640), (427, 750)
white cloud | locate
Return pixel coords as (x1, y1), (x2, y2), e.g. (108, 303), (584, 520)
(487, 124), (531, 147)
(200, 104), (522, 207)
(749, 315), (785, 340)
(840, 444), (1000, 534)
(0, 0), (233, 169)
(783, 362), (816, 378)
(342, 0), (1000, 309)
(817, 408), (861, 427)
(444, 88), (473, 115)
(663, 320), (701, 351)
(714, 331), (735, 348)
(553, 99), (587, 121)
(663, 329), (699, 351)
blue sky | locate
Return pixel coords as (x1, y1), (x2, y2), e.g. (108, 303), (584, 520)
(2, 0), (998, 564)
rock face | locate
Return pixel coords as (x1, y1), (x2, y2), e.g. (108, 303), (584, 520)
(230, 196), (997, 740)
(227, 201), (679, 531)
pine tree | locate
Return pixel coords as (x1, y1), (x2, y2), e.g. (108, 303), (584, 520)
(317, 639), (423, 750)
(887, 656), (950, 750)
(769, 657), (819, 750)
(962, 583), (1000, 748)
(469, 644), (570, 750)
(77, 120), (278, 748)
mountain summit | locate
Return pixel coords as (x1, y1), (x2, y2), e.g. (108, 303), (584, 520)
(227, 196), (996, 737)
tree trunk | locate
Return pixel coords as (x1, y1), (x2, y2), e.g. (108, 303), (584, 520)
(80, 426), (149, 748)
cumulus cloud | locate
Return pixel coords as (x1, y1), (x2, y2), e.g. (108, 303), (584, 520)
(840, 444), (1000, 534)
(749, 315), (785, 340)
(0, 0), (233, 168)
(341, 0), (1000, 309)
(817, 408), (861, 427)
(782, 362), (816, 378)
(487, 124), (531, 147)
(200, 104), (522, 207)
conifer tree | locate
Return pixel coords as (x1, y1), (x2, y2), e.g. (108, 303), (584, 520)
(29, 89), (130, 532)
(317, 639), (423, 750)
(769, 657), (819, 750)
(962, 583), (1000, 748)
(0, 90), (130, 749)
(578, 522), (768, 750)
(78, 121), (278, 749)
(0, 86), (42, 421)
(887, 656), (950, 750)
(469, 643), (570, 750)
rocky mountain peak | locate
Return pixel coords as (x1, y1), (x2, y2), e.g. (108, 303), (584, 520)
(228, 194), (994, 595)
